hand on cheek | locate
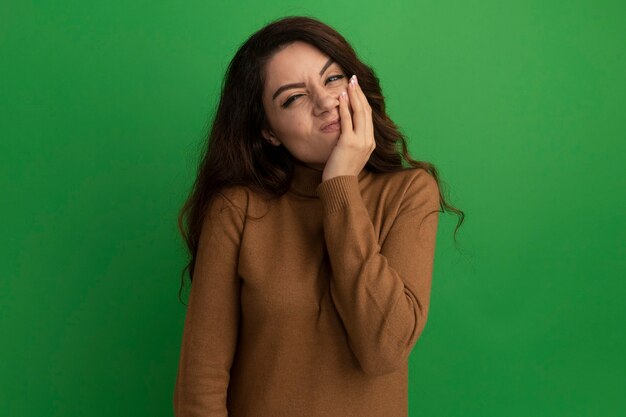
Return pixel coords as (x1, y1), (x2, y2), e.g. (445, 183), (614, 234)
(322, 75), (376, 182)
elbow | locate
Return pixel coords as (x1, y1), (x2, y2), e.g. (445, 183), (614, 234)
(359, 358), (406, 376)
(357, 315), (429, 376)
(356, 341), (411, 376)
(355, 334), (416, 376)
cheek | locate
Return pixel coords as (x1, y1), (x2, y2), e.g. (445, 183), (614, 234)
(272, 114), (307, 139)
(285, 112), (308, 133)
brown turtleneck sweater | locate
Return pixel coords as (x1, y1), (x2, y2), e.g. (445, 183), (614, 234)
(173, 160), (440, 417)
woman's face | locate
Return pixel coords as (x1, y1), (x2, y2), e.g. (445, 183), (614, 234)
(261, 41), (350, 170)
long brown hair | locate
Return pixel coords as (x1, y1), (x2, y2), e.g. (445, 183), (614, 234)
(177, 15), (465, 304)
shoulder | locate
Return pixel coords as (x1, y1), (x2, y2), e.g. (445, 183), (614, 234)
(212, 184), (279, 223)
(209, 185), (251, 222)
(216, 184), (250, 206)
(407, 168), (439, 198)
(371, 168), (439, 213)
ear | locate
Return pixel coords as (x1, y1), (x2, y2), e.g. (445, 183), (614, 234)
(261, 127), (281, 147)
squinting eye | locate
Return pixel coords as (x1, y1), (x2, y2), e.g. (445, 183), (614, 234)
(326, 74), (345, 83)
(281, 74), (346, 108)
(282, 94), (303, 108)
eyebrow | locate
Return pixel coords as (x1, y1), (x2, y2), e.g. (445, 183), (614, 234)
(272, 57), (335, 101)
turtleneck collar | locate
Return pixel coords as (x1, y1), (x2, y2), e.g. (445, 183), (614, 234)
(289, 159), (369, 198)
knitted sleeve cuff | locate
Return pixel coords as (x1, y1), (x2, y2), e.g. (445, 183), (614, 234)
(316, 175), (363, 214)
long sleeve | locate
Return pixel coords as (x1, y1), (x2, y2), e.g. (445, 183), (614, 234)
(173, 192), (244, 417)
(316, 169), (439, 376)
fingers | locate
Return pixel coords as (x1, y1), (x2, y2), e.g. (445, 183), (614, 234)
(347, 75), (366, 135)
(338, 75), (374, 150)
(338, 91), (352, 133)
(356, 77), (372, 146)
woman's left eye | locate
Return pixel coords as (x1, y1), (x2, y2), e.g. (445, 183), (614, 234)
(327, 74), (345, 83)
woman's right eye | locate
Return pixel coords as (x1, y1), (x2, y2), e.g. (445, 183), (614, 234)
(282, 94), (303, 108)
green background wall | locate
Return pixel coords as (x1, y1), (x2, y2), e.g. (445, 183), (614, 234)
(1, 1), (624, 415)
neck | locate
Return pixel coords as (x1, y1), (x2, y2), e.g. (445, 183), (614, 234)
(289, 159), (324, 197)
(288, 159), (369, 198)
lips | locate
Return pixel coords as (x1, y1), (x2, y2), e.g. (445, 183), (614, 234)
(321, 118), (340, 130)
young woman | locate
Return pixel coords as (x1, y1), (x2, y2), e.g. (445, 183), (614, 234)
(173, 15), (464, 417)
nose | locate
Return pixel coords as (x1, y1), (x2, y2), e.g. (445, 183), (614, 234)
(314, 89), (341, 115)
